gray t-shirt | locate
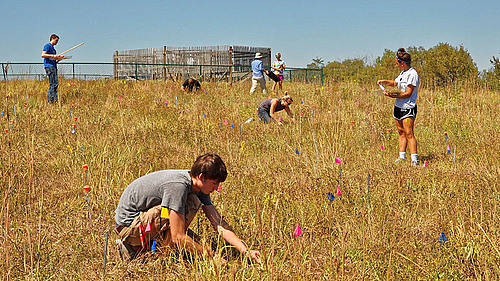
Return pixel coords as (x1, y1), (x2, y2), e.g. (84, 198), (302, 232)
(114, 170), (212, 226)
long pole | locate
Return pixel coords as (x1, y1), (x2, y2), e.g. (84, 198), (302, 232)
(59, 43), (84, 56)
(102, 231), (108, 278)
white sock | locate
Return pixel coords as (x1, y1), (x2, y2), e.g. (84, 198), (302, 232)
(399, 152), (406, 159)
(411, 154), (418, 162)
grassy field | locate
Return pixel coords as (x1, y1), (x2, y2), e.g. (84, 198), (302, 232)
(1, 78), (499, 280)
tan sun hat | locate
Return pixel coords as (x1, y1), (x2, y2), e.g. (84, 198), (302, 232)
(255, 53), (263, 59)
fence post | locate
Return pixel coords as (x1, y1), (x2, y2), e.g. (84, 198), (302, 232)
(320, 68), (323, 86)
(229, 46), (233, 84)
(113, 51), (118, 80)
(1, 63), (5, 80)
(163, 46), (167, 80)
(135, 63), (138, 80)
(72, 63), (75, 79)
(305, 69), (308, 83)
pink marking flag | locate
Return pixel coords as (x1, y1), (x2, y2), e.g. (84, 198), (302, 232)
(145, 220), (151, 232)
(224, 119), (228, 125)
(335, 157), (341, 164)
(336, 185), (341, 195)
(293, 224), (303, 238)
(217, 183), (222, 193)
(447, 145), (451, 154)
(381, 144), (385, 150)
(423, 160), (428, 167)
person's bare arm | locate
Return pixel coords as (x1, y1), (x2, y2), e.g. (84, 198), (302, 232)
(284, 107), (295, 123)
(377, 79), (397, 87)
(384, 84), (415, 99)
(169, 209), (213, 257)
(41, 51), (63, 62)
(202, 204), (261, 263)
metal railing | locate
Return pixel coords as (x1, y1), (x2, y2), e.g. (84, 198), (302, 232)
(1, 62), (323, 85)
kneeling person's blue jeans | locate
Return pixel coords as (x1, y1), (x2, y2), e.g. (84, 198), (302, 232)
(45, 67), (58, 103)
(257, 107), (274, 123)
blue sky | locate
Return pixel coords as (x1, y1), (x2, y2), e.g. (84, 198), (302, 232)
(2, 0), (499, 71)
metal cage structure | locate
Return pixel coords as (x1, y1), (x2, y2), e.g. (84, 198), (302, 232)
(113, 45), (272, 82)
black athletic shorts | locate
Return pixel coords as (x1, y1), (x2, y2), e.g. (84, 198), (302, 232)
(393, 105), (417, 120)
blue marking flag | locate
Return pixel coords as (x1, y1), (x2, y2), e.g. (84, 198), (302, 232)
(231, 124), (234, 128)
(438, 232), (448, 244)
(327, 192), (335, 202)
(151, 239), (157, 253)
(296, 148), (299, 155)
(204, 114), (207, 118)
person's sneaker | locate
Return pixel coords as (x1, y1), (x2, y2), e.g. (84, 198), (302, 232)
(411, 160), (419, 166)
(394, 157), (406, 164)
(116, 239), (136, 262)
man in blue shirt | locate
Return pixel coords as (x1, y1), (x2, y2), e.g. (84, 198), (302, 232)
(249, 53), (268, 94)
(41, 34), (63, 104)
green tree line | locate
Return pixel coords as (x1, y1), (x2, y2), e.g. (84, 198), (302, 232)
(308, 43), (500, 89)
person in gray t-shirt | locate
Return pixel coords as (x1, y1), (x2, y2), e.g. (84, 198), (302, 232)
(114, 153), (261, 264)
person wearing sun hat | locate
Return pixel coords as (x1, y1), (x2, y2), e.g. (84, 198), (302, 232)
(250, 52), (268, 94)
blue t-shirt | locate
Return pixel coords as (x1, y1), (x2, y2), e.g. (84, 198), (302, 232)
(252, 59), (264, 77)
(43, 43), (57, 68)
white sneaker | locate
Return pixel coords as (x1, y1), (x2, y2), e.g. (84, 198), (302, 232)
(116, 239), (136, 262)
(411, 160), (419, 166)
(394, 157), (406, 164)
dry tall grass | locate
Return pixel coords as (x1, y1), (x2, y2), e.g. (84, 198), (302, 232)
(1, 78), (499, 280)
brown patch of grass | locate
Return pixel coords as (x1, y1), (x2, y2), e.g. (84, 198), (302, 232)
(1, 78), (499, 279)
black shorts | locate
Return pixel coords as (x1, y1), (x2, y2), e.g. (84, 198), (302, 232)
(393, 105), (417, 120)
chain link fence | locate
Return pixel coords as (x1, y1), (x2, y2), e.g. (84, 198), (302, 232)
(1, 62), (323, 85)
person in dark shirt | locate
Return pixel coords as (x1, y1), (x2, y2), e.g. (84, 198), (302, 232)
(181, 78), (201, 92)
(257, 91), (296, 125)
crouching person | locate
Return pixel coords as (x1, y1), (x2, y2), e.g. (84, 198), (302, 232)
(114, 153), (261, 263)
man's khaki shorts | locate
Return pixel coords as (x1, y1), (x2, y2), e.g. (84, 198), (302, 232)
(115, 194), (202, 247)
